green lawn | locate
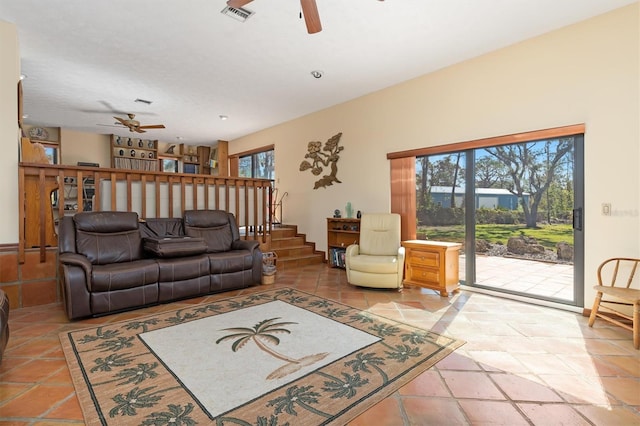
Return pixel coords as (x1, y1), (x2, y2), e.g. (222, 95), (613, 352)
(418, 223), (574, 249)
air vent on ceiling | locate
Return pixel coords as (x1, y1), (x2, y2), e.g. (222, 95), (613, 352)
(221, 5), (254, 22)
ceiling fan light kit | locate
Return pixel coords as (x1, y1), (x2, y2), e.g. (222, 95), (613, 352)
(113, 113), (166, 134)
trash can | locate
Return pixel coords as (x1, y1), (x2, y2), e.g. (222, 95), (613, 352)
(262, 252), (277, 285)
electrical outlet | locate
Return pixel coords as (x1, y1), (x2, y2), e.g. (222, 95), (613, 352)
(602, 203), (611, 216)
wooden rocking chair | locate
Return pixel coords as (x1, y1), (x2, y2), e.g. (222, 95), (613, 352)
(588, 257), (640, 349)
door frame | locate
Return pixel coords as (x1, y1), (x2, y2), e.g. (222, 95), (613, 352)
(462, 134), (584, 307)
(389, 124), (585, 307)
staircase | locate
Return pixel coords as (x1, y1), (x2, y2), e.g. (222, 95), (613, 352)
(267, 224), (325, 270)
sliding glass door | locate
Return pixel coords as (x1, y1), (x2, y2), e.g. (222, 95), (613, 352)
(416, 134), (584, 306)
(416, 152), (468, 283)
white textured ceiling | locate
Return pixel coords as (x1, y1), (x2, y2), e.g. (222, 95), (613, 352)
(1, 0), (636, 145)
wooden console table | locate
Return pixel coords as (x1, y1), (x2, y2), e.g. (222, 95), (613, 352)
(401, 240), (462, 296)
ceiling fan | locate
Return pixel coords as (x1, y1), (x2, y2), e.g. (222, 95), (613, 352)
(114, 113), (165, 133)
(227, 0), (322, 34)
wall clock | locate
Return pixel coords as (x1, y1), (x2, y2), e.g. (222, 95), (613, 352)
(29, 126), (49, 141)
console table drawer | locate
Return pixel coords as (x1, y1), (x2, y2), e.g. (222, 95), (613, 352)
(406, 265), (439, 284)
(408, 251), (439, 267)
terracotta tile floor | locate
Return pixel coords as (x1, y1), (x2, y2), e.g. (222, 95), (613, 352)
(1, 263), (639, 425)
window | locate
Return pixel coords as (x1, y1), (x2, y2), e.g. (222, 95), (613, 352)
(239, 149), (274, 180)
(43, 144), (60, 205)
(161, 159), (178, 173)
(43, 144), (58, 165)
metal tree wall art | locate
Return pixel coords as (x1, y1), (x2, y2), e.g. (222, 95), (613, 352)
(299, 132), (344, 189)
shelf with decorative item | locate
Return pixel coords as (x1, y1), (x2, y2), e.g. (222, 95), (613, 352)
(111, 135), (158, 171)
(326, 217), (360, 268)
(158, 153), (182, 159)
(182, 155), (200, 165)
(181, 144), (201, 165)
(158, 142), (181, 158)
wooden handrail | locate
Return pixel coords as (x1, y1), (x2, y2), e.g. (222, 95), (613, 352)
(19, 162), (274, 262)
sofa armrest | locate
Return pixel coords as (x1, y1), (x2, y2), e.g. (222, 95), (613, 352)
(232, 239), (260, 252)
(397, 246), (406, 273)
(346, 243), (360, 257)
(59, 252), (93, 277)
(344, 244), (360, 282)
(59, 254), (93, 319)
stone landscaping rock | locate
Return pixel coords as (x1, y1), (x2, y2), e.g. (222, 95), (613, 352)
(507, 236), (528, 254)
(556, 241), (574, 261)
(476, 239), (492, 253)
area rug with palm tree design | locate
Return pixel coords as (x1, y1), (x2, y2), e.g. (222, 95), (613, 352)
(60, 287), (464, 425)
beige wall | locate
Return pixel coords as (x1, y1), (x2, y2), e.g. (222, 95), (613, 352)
(0, 20), (20, 245)
(230, 4), (639, 307)
(59, 129), (110, 166)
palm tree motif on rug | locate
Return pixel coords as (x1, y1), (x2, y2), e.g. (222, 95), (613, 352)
(216, 317), (330, 380)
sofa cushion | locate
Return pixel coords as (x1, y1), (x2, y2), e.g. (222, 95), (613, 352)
(143, 236), (207, 258)
(74, 212), (143, 265)
(157, 255), (210, 282)
(347, 254), (401, 274)
(184, 210), (234, 253)
(90, 259), (159, 292)
(208, 250), (254, 274)
(74, 211), (139, 233)
(359, 214), (402, 256)
(140, 218), (185, 238)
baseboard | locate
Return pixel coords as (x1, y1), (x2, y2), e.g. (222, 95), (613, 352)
(0, 243), (19, 252)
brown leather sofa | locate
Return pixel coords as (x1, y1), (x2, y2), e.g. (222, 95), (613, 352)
(58, 210), (262, 320)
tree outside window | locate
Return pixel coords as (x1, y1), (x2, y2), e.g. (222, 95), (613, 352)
(239, 149), (275, 180)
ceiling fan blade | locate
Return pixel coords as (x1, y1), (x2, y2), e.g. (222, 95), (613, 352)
(100, 100), (128, 115)
(301, 0), (322, 34)
(134, 128), (146, 133)
(227, 0), (253, 8)
(138, 124), (165, 129)
(114, 116), (128, 125)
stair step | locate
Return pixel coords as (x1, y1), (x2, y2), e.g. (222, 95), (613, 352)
(276, 253), (325, 270)
(270, 236), (306, 249)
(271, 226), (298, 238)
(254, 224), (324, 272)
(273, 245), (317, 258)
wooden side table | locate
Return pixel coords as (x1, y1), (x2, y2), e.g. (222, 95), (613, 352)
(401, 240), (462, 296)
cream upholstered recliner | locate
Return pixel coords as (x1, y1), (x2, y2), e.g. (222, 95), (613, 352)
(345, 213), (405, 289)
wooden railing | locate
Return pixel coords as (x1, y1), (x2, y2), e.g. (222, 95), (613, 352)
(19, 163), (274, 263)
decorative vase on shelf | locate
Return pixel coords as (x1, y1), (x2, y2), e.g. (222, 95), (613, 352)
(345, 202), (353, 218)
(357, 210), (362, 219)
